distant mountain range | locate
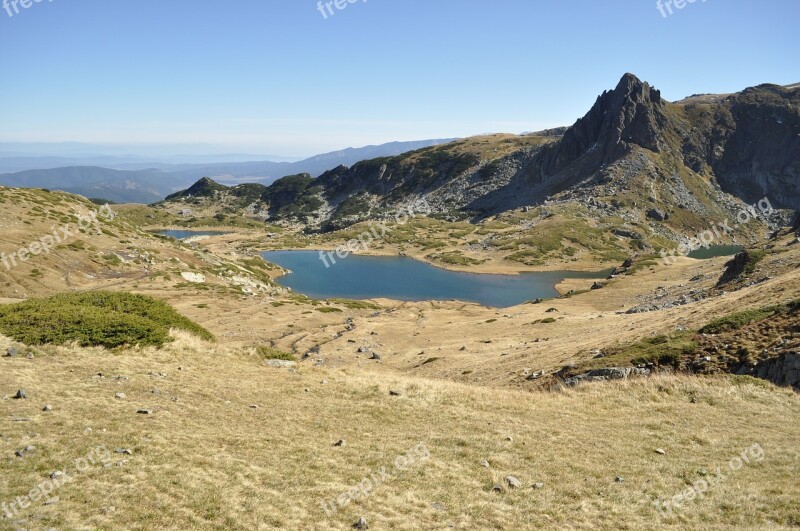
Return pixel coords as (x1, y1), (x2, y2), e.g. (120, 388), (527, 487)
(0, 139), (456, 203)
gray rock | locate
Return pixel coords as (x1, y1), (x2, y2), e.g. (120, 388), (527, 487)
(115, 392), (126, 400)
(50, 471), (66, 480)
(43, 497), (59, 506)
(5, 347), (17, 357)
(615, 476), (625, 483)
(357, 347), (370, 353)
(655, 448), (666, 455)
(353, 517), (369, 529)
(533, 482), (545, 490)
(14, 389), (27, 399)
(115, 448), (133, 455)
(491, 484), (503, 493)
(480, 460), (490, 468)
(647, 208), (667, 221)
(42, 404), (53, 412)
(136, 409), (154, 415)
(15, 445), (35, 457)
(333, 439), (346, 447)
(370, 353), (382, 361)
(264, 360), (297, 368)
(389, 390), (401, 396)
(505, 476), (522, 489)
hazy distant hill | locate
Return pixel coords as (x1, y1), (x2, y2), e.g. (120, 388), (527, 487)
(0, 139), (456, 203)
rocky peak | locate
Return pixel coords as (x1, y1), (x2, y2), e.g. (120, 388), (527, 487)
(165, 177), (228, 201)
(537, 73), (669, 177)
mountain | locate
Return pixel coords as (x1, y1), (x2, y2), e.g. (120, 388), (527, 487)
(162, 74), (799, 243)
(0, 166), (173, 204)
(0, 139), (456, 203)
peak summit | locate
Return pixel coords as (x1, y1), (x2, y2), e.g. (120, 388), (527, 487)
(537, 74), (668, 177)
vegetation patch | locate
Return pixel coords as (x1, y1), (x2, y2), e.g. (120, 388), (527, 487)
(257, 346), (296, 361)
(0, 291), (213, 349)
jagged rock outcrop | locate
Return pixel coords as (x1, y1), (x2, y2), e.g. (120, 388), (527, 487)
(535, 73), (670, 179)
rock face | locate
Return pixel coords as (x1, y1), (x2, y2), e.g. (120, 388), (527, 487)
(701, 85), (800, 210)
(746, 353), (800, 389)
(563, 367), (651, 387)
(535, 73), (669, 178)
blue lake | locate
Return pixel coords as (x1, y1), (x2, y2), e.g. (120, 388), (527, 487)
(156, 230), (230, 240)
(262, 250), (610, 308)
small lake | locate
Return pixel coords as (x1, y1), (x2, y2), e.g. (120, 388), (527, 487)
(156, 230), (231, 240)
(688, 244), (743, 260)
(262, 250), (610, 308)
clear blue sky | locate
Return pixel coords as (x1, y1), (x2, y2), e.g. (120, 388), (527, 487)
(1, 0), (798, 157)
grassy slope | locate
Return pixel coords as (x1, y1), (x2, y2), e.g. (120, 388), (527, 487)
(1, 333), (798, 530)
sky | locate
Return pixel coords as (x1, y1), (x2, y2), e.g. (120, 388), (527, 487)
(0, 0), (798, 157)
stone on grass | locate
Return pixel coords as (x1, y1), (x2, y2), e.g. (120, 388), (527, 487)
(42, 404), (53, 412)
(136, 409), (154, 415)
(353, 516), (369, 529)
(655, 448), (666, 455)
(115, 392), (126, 400)
(480, 460), (490, 468)
(333, 439), (346, 447)
(14, 389), (27, 399)
(505, 476), (522, 489)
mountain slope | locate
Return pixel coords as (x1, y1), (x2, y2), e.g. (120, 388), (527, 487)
(161, 75), (798, 253)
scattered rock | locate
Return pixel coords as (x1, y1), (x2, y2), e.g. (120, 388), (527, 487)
(250, 404), (259, 409)
(615, 476), (625, 483)
(5, 347), (17, 357)
(115, 392), (126, 400)
(357, 347), (370, 353)
(136, 409), (154, 415)
(505, 436), (513, 442)
(115, 448), (133, 455)
(100, 506), (116, 515)
(370, 353), (382, 361)
(264, 360), (297, 368)
(505, 476), (522, 489)
(353, 516), (369, 529)
(655, 448), (666, 455)
(389, 390), (402, 396)
(43, 497), (59, 506)
(15, 445), (36, 457)
(14, 389), (27, 400)
(50, 471), (66, 480)
(333, 439), (346, 447)
(591, 282), (605, 290)
(26, 353), (34, 360)
(480, 460), (490, 468)
(533, 482), (545, 490)
(647, 208), (667, 222)
(491, 484), (503, 493)
(42, 404), (53, 412)
(431, 502), (446, 511)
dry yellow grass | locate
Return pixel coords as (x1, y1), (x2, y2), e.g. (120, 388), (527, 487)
(1, 332), (799, 530)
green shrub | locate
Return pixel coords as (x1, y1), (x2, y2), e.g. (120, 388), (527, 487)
(0, 291), (213, 349)
(257, 346), (295, 361)
(316, 307), (343, 313)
